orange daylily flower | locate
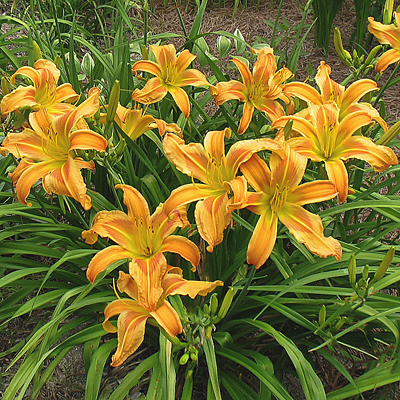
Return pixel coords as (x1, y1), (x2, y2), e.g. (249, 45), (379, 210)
(100, 104), (182, 139)
(211, 47), (294, 135)
(1, 88), (107, 209)
(162, 128), (283, 251)
(1, 59), (79, 116)
(368, 12), (400, 73)
(82, 184), (201, 310)
(103, 269), (223, 366)
(241, 143), (342, 268)
(131, 44), (210, 118)
(272, 102), (398, 203)
(283, 61), (386, 128)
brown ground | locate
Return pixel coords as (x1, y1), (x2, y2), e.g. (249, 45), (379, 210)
(1, 0), (400, 399)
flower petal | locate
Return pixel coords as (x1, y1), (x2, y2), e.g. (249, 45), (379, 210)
(279, 203), (342, 261)
(43, 157), (91, 209)
(132, 59), (162, 76)
(160, 235), (201, 271)
(339, 135), (398, 171)
(69, 129), (108, 151)
(105, 303), (149, 367)
(131, 77), (167, 105)
(163, 132), (209, 182)
(162, 271), (223, 298)
(128, 253), (168, 310)
(203, 128), (230, 162)
(375, 49), (400, 73)
(212, 80), (247, 105)
(195, 194), (231, 252)
(289, 181), (338, 205)
(85, 245), (134, 283)
(169, 86), (191, 117)
(315, 62), (345, 104)
(150, 301), (182, 337)
(115, 184), (150, 223)
(240, 153), (272, 192)
(238, 102), (254, 135)
(324, 159), (349, 203)
(283, 81), (322, 105)
(247, 208), (278, 268)
(0, 86), (38, 115)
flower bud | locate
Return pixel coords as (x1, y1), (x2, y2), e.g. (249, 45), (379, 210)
(217, 288), (235, 321)
(32, 41), (42, 61)
(233, 28), (246, 54)
(375, 120), (400, 145)
(318, 305), (326, 326)
(210, 294), (218, 316)
(179, 352), (190, 365)
(217, 35), (232, 58)
(82, 53), (95, 76)
(383, 0), (394, 24)
(348, 254), (357, 286)
(106, 80), (120, 124)
(334, 28), (353, 67)
(373, 247), (395, 282)
(1, 77), (10, 96)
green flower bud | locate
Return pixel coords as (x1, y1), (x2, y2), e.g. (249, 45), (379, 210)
(32, 41), (42, 61)
(217, 288), (235, 321)
(210, 294), (218, 316)
(179, 352), (190, 365)
(373, 247), (395, 282)
(82, 53), (95, 76)
(54, 55), (61, 69)
(106, 80), (120, 124)
(384, 0), (395, 24)
(1, 77), (10, 96)
(233, 28), (246, 54)
(217, 35), (232, 58)
(334, 28), (353, 67)
(348, 254), (357, 286)
(376, 120), (400, 145)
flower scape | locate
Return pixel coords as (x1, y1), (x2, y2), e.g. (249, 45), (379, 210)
(1, 6), (400, 399)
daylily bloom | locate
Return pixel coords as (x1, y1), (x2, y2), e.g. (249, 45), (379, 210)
(82, 184), (201, 311)
(1, 88), (107, 209)
(272, 102), (398, 203)
(368, 12), (400, 73)
(1, 59), (79, 116)
(162, 128), (283, 251)
(100, 104), (182, 139)
(241, 142), (342, 268)
(283, 61), (386, 129)
(211, 47), (294, 134)
(103, 269), (223, 366)
(131, 44), (210, 118)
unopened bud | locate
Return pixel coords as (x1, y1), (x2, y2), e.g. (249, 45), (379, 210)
(373, 247), (395, 282)
(217, 35), (232, 58)
(210, 294), (218, 315)
(32, 41), (42, 61)
(179, 352), (189, 365)
(54, 55), (61, 69)
(383, 0), (395, 24)
(106, 80), (120, 124)
(233, 28), (246, 54)
(217, 288), (235, 321)
(318, 305), (326, 326)
(348, 254), (357, 285)
(205, 326), (213, 340)
(82, 53), (95, 76)
(334, 28), (353, 67)
(376, 120), (400, 145)
(1, 77), (9, 96)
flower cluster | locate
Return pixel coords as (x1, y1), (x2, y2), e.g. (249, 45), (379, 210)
(1, 34), (398, 367)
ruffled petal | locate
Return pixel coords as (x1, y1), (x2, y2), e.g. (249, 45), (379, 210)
(338, 135), (398, 171)
(375, 49), (400, 73)
(162, 271), (223, 298)
(43, 157), (91, 209)
(128, 252), (168, 310)
(203, 128), (230, 162)
(115, 184), (150, 224)
(315, 62), (345, 104)
(212, 80), (247, 105)
(163, 132), (209, 182)
(132, 59), (162, 76)
(194, 194), (232, 252)
(0, 86), (38, 114)
(279, 203), (342, 261)
(13, 160), (61, 207)
(106, 305), (149, 367)
(131, 77), (167, 105)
